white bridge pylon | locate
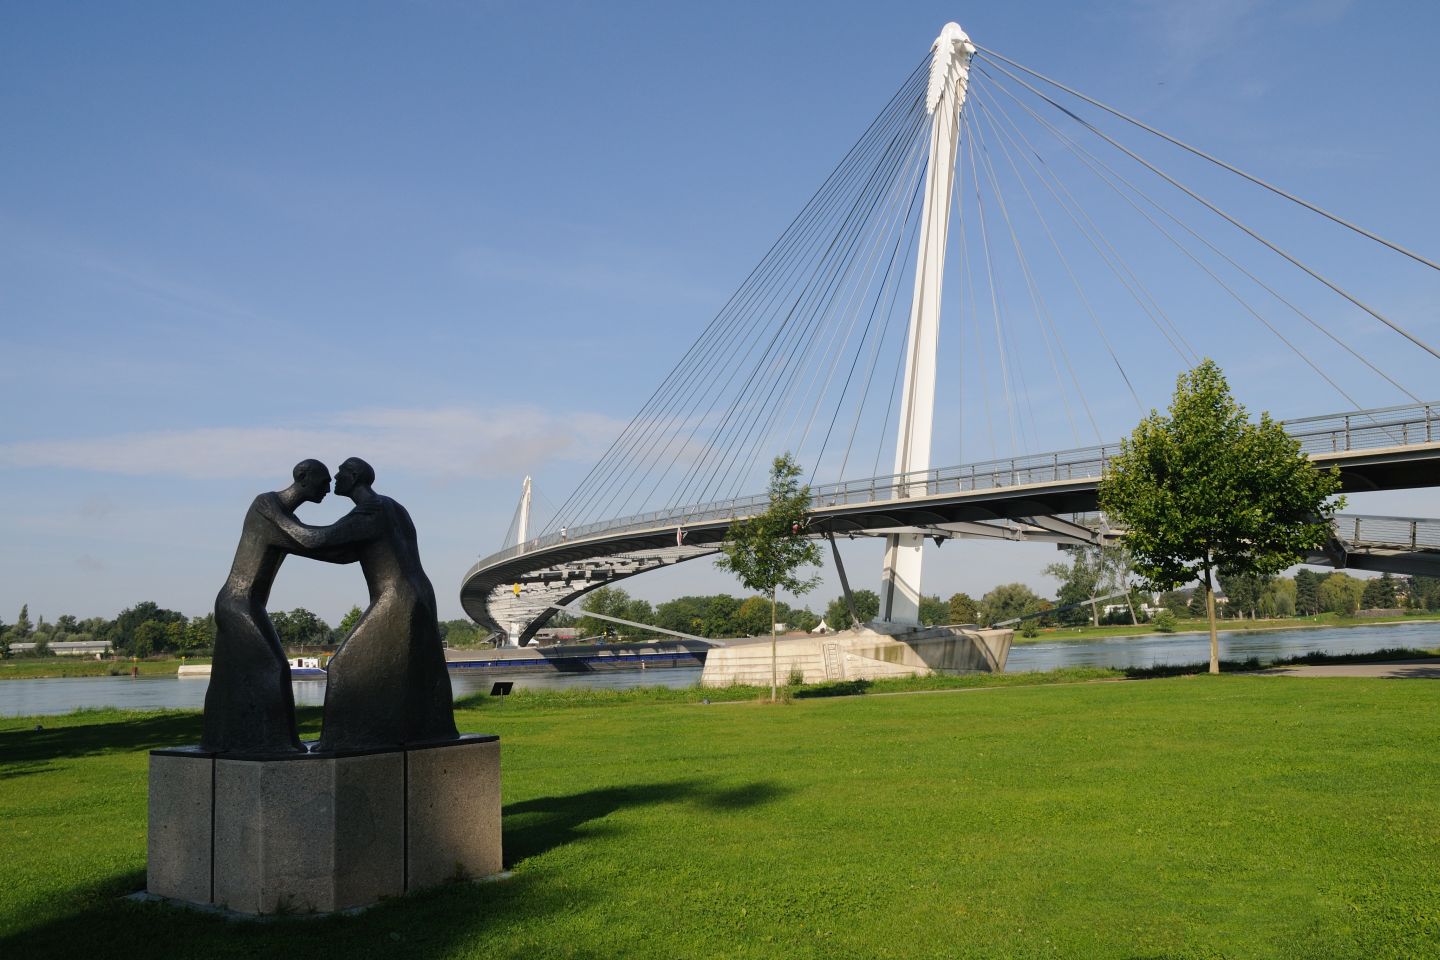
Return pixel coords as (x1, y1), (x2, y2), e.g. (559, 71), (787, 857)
(880, 22), (976, 626)
(507, 475), (532, 647)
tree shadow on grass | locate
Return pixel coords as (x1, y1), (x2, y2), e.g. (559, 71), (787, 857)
(793, 679), (871, 698)
(0, 712), (202, 767)
(1122, 658), (1265, 679)
(0, 706), (326, 772)
(503, 779), (789, 866)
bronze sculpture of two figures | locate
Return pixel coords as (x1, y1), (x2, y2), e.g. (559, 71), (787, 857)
(200, 457), (457, 755)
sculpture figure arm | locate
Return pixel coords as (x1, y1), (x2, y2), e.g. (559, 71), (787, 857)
(255, 495), (380, 552)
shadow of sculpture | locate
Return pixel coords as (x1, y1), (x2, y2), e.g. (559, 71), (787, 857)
(502, 779), (790, 866)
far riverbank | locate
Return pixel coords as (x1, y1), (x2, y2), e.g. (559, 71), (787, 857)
(1013, 611), (1440, 645)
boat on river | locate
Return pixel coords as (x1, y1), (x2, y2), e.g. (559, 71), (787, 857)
(177, 656), (327, 679)
(288, 656), (326, 679)
(445, 639), (711, 674)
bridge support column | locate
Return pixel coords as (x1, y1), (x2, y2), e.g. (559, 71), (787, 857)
(881, 534), (925, 624)
(879, 23), (974, 627)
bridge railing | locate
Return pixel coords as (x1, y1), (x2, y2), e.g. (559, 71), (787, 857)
(1336, 514), (1440, 552)
(477, 401), (1438, 569)
(1284, 402), (1436, 454)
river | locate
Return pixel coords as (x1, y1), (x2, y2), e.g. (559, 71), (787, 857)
(2, 621), (1435, 718)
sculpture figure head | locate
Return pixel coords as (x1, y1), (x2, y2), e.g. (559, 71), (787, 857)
(292, 459), (332, 504)
(335, 457), (376, 497)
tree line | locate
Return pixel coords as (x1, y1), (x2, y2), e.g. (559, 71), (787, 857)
(0, 601), (495, 659)
(572, 584), (1047, 641)
(568, 567), (1434, 645)
(3, 568), (1426, 659)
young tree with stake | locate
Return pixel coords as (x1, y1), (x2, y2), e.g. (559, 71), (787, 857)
(715, 454), (824, 702)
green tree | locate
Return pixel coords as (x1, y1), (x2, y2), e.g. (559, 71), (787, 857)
(270, 607), (329, 648)
(11, 604), (33, 642)
(133, 620), (168, 658)
(1158, 589), (1190, 616)
(1045, 544), (1136, 626)
(701, 594), (742, 637)
(980, 583), (1043, 626)
(268, 609), (293, 644)
(623, 598), (656, 637)
(183, 614), (216, 652)
(439, 619), (483, 647)
(946, 592), (980, 624)
(824, 589), (879, 630)
(579, 586), (634, 639)
(1294, 569), (1322, 615)
(1219, 572), (1271, 620)
(1259, 578), (1296, 618)
(1044, 549), (1103, 626)
(655, 595), (740, 638)
(1360, 573), (1398, 610)
(1319, 573), (1364, 615)
(1407, 576), (1440, 610)
(787, 607), (820, 633)
(336, 605), (363, 639)
(655, 596), (705, 636)
(111, 601), (185, 656)
(918, 594), (947, 627)
(736, 596), (772, 636)
(715, 454), (824, 701)
(1098, 360), (1344, 673)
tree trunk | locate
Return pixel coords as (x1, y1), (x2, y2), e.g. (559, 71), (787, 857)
(1089, 599), (1099, 628)
(770, 587), (778, 704)
(1205, 579), (1220, 675)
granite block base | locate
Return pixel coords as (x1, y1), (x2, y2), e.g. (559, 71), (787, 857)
(146, 735), (501, 915)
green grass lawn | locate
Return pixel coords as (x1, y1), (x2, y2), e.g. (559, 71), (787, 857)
(0, 657), (207, 680)
(2, 675), (1438, 959)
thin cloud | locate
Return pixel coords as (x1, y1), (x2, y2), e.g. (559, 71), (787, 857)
(0, 216), (268, 331)
(454, 242), (718, 306)
(1125, 0), (1353, 75)
(0, 406), (628, 480)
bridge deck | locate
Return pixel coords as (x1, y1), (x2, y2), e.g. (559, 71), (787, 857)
(463, 402), (1440, 641)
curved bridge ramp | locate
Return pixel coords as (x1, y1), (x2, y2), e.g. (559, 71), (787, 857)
(463, 403), (1440, 645)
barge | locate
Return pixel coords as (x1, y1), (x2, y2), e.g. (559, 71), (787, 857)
(445, 639), (711, 674)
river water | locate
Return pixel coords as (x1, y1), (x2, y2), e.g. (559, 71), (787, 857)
(3, 622), (1436, 718)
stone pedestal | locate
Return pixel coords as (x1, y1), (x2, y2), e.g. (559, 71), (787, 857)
(147, 735), (501, 915)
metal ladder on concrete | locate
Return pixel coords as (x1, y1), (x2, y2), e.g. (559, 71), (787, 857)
(822, 642), (843, 681)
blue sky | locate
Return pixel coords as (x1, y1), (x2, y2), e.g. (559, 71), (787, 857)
(3, 1), (1438, 626)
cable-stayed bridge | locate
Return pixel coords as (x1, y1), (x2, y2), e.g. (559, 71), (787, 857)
(462, 23), (1440, 644)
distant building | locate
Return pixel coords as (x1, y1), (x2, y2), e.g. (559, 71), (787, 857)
(8, 640), (113, 657)
(533, 627), (581, 645)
